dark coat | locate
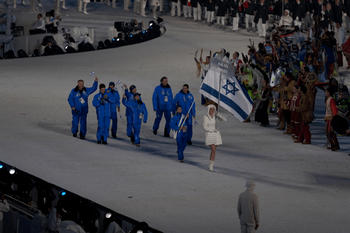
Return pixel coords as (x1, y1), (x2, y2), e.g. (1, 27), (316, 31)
(292, 2), (305, 20)
(332, 3), (344, 23)
(207, 0), (216, 11)
(254, 3), (269, 23)
(217, 0), (228, 16)
(245, 0), (256, 15)
(230, 0), (240, 16)
(313, 2), (323, 17)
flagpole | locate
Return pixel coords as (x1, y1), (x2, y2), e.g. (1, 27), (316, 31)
(216, 51), (224, 129)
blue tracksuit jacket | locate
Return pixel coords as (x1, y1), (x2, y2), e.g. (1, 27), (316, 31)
(170, 112), (187, 160)
(68, 80), (98, 114)
(152, 84), (174, 112)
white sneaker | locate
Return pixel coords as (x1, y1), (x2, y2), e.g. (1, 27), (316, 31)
(83, 11), (89, 14)
(38, 3), (42, 6)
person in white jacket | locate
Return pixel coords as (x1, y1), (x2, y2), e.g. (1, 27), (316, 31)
(29, 13), (46, 35)
(203, 104), (226, 171)
(0, 193), (10, 233)
(31, 206), (50, 233)
(279, 10), (293, 27)
(48, 207), (61, 233)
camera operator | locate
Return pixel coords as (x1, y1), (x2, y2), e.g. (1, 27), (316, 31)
(0, 192), (10, 233)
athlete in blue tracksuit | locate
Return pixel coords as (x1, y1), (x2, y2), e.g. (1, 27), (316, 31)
(173, 84), (196, 145)
(170, 105), (187, 162)
(124, 84), (142, 137)
(152, 77), (174, 137)
(122, 93), (148, 147)
(92, 84), (114, 144)
(106, 82), (120, 138)
(67, 77), (98, 139)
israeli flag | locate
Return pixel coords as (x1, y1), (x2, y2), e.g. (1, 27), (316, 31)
(199, 55), (253, 122)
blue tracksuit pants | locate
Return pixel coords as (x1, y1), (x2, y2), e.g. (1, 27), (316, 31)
(126, 115), (133, 137)
(133, 124), (141, 144)
(177, 134), (187, 160)
(71, 111), (87, 136)
(153, 110), (171, 134)
(186, 118), (193, 143)
(111, 112), (118, 136)
(97, 117), (111, 141)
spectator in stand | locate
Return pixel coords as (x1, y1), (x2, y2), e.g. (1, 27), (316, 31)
(105, 222), (125, 233)
(0, 192), (10, 233)
(48, 207), (61, 233)
(29, 13), (46, 35)
(31, 205), (50, 233)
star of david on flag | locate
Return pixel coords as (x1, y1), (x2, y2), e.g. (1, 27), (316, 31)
(222, 79), (239, 95)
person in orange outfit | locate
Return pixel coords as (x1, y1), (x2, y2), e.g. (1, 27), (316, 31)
(324, 87), (340, 151)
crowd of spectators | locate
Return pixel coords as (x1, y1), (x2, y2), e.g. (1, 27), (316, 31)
(196, 13), (350, 151)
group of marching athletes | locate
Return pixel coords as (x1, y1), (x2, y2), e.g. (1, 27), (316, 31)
(67, 76), (225, 171)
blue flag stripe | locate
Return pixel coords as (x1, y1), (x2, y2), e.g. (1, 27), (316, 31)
(201, 83), (249, 120)
(236, 78), (254, 105)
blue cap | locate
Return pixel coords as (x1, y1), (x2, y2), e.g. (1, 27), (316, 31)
(109, 81), (115, 86)
(130, 85), (136, 92)
(134, 92), (141, 97)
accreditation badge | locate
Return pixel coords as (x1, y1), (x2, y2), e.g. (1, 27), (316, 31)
(164, 96), (168, 102)
(79, 97), (85, 104)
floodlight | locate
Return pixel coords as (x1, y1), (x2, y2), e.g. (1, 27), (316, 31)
(9, 168), (16, 175)
(129, 222), (148, 233)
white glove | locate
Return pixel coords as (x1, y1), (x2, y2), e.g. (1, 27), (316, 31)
(344, 13), (347, 17)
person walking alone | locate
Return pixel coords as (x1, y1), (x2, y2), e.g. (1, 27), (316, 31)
(203, 104), (226, 171)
